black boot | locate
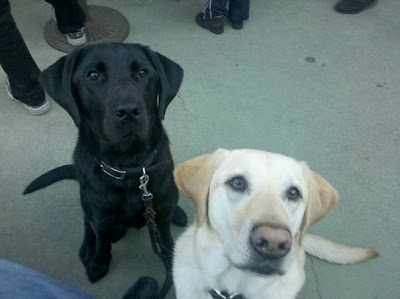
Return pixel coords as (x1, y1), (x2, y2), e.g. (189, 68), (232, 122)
(231, 20), (243, 30)
(195, 13), (224, 35)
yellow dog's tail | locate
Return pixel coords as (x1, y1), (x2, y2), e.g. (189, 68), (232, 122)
(303, 234), (379, 264)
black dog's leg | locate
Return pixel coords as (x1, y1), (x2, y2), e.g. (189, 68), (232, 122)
(171, 205), (188, 227)
(79, 217), (96, 266)
(86, 230), (112, 283)
(79, 219), (112, 283)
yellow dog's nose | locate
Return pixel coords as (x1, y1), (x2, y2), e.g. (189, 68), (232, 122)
(250, 225), (292, 259)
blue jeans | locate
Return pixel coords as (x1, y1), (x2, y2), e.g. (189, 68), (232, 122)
(203, 0), (250, 23)
(0, 259), (95, 299)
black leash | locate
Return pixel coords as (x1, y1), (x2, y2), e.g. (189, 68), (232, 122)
(139, 167), (173, 298)
(139, 168), (172, 262)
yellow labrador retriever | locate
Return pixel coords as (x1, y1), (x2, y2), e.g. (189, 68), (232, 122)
(173, 149), (378, 299)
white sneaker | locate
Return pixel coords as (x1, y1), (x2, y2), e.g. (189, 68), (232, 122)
(66, 27), (87, 46)
(6, 78), (50, 115)
(52, 6), (86, 47)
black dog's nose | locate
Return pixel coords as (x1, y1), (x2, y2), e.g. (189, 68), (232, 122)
(115, 103), (142, 120)
(250, 225), (292, 259)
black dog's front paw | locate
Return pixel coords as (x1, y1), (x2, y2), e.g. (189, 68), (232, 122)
(85, 260), (110, 283)
(172, 205), (188, 227)
(122, 276), (159, 299)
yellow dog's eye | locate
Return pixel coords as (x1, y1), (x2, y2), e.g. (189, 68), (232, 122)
(287, 187), (301, 201)
(87, 70), (99, 81)
(228, 176), (247, 191)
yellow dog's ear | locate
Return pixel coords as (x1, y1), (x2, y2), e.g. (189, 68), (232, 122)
(300, 168), (339, 242)
(174, 149), (227, 227)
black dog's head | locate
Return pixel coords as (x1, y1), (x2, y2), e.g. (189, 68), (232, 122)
(40, 43), (183, 150)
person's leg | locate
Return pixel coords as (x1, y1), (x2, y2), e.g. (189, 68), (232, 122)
(229, 0), (249, 29)
(196, 0), (228, 34)
(44, 0), (86, 46)
(203, 0), (229, 19)
(0, 0), (49, 113)
(0, 259), (95, 299)
(44, 0), (85, 33)
(334, 0), (377, 14)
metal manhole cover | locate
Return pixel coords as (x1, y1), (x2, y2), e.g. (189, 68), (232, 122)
(44, 5), (130, 53)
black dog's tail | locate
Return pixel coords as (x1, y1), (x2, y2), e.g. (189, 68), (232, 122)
(24, 164), (77, 194)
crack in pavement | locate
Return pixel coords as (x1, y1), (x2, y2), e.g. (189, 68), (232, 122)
(310, 257), (323, 299)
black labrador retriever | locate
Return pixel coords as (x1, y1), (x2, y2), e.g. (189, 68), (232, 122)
(24, 43), (187, 298)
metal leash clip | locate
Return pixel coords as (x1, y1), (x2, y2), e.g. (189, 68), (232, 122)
(139, 167), (151, 195)
(139, 168), (155, 224)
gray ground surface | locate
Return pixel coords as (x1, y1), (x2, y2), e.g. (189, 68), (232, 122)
(1, 0), (399, 298)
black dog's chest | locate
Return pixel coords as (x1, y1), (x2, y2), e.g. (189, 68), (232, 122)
(109, 183), (149, 227)
(109, 174), (167, 227)
(125, 192), (150, 227)
(78, 156), (173, 229)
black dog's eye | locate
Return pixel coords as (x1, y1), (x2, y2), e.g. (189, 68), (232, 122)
(138, 69), (147, 78)
(228, 176), (247, 192)
(87, 70), (99, 81)
(287, 186), (301, 201)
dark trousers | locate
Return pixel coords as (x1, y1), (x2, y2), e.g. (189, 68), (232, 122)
(44, 0), (86, 33)
(0, 0), (44, 106)
(203, 0), (250, 22)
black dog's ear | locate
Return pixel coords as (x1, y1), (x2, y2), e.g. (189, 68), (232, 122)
(39, 49), (82, 126)
(142, 46), (184, 119)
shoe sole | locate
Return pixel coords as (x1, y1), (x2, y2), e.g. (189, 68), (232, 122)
(231, 23), (243, 30)
(66, 34), (87, 46)
(5, 79), (50, 115)
(24, 100), (51, 115)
